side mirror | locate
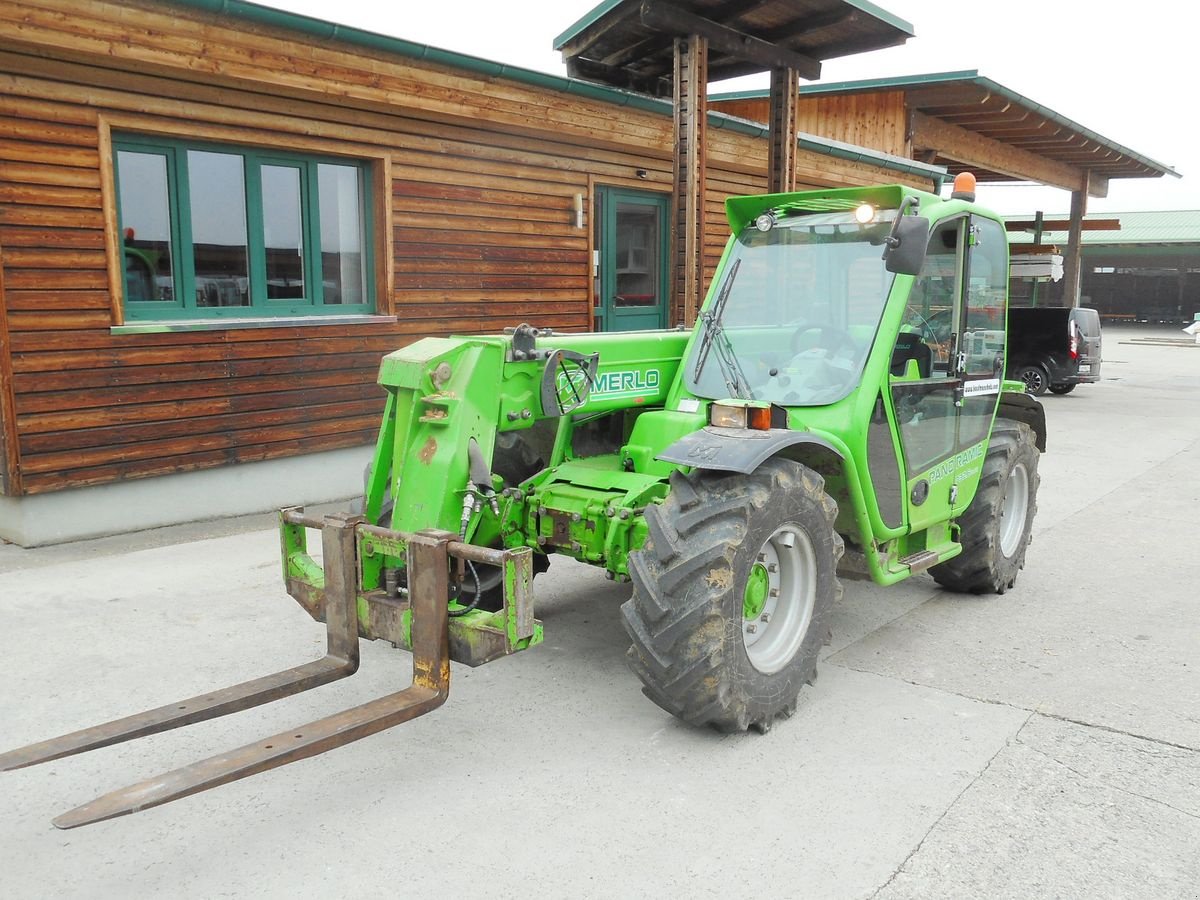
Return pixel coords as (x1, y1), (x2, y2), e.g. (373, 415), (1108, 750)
(884, 214), (930, 276)
(540, 348), (600, 417)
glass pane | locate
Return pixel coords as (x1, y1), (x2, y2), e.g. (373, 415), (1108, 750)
(894, 381), (959, 475)
(685, 210), (896, 406)
(188, 150), (249, 308)
(318, 164), (366, 305)
(963, 219), (1008, 378)
(262, 165), (305, 299)
(902, 220), (962, 373)
(614, 202), (658, 307)
(116, 150), (176, 302)
(960, 218), (1009, 447)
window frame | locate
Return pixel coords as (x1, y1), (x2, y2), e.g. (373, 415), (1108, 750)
(113, 134), (375, 321)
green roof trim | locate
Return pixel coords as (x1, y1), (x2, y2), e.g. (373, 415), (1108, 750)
(554, 0), (913, 51)
(713, 70), (1178, 180)
(554, 0), (627, 49)
(166, 0), (942, 182)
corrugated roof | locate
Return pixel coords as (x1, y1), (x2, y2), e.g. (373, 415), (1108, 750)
(1009, 211), (1200, 246)
(554, 0), (913, 94)
(168, 0), (940, 182)
(711, 69), (1178, 183)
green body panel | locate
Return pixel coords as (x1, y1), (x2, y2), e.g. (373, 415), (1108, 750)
(281, 181), (1029, 661)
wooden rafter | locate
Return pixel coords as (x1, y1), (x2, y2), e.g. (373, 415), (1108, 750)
(639, 1), (822, 80)
(911, 112), (1108, 197)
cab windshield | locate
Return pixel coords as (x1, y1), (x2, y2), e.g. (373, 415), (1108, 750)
(687, 209), (897, 406)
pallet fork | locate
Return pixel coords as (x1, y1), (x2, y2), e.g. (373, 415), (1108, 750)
(0, 512), (531, 828)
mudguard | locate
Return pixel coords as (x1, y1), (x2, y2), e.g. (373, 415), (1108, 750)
(657, 427), (843, 474)
(997, 391), (1047, 451)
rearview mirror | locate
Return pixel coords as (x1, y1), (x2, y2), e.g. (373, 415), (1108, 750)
(540, 349), (600, 417)
(884, 214), (930, 276)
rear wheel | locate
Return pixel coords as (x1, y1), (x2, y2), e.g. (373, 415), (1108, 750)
(1048, 383), (1076, 395)
(1016, 364), (1049, 396)
(621, 459), (842, 733)
(931, 419), (1040, 594)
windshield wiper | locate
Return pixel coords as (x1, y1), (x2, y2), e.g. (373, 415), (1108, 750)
(692, 259), (750, 398)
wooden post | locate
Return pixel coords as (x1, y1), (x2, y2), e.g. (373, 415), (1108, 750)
(0, 234), (22, 496)
(1177, 263), (1187, 322)
(767, 67), (798, 195)
(671, 34), (707, 328)
(1030, 210), (1044, 308)
(1062, 171), (1090, 308)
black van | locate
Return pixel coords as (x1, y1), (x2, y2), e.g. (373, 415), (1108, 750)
(1007, 307), (1102, 396)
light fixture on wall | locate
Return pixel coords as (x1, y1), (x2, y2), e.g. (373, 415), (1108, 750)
(635, 169), (648, 179)
(573, 193), (584, 229)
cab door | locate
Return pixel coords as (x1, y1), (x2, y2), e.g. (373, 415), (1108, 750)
(595, 187), (670, 332)
(889, 216), (966, 529)
(956, 216), (1008, 457)
(889, 214), (1008, 529)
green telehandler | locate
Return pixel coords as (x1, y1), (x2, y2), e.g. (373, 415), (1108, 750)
(1, 174), (1046, 827)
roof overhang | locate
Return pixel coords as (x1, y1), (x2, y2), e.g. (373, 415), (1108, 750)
(796, 71), (1179, 196)
(554, 0), (914, 97)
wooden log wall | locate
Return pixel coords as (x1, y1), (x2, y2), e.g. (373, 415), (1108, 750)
(0, 0), (921, 497)
(712, 91), (910, 159)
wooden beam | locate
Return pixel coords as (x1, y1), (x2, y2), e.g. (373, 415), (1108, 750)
(565, 56), (672, 98)
(0, 232), (22, 496)
(767, 67), (798, 194)
(760, 8), (858, 45)
(671, 34), (708, 328)
(639, 0), (822, 80)
(911, 112), (1109, 197)
(1062, 172), (1090, 308)
(1006, 218), (1120, 232)
(556, 3), (642, 61)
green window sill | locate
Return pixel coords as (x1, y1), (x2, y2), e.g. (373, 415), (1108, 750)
(111, 314), (398, 335)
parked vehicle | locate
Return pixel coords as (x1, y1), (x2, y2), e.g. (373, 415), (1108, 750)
(1008, 307), (1102, 396)
(3, 175), (1049, 828)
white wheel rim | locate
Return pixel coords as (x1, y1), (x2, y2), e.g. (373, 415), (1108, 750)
(999, 463), (1030, 557)
(742, 525), (817, 674)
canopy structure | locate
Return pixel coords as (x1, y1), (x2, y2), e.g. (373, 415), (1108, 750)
(790, 71), (1177, 194)
(554, 0), (913, 98)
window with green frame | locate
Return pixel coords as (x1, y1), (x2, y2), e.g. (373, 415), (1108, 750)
(114, 135), (375, 320)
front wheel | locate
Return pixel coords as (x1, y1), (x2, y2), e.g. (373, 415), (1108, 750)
(621, 460), (843, 733)
(931, 419), (1040, 594)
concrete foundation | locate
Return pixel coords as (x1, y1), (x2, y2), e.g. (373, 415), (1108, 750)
(0, 444), (373, 547)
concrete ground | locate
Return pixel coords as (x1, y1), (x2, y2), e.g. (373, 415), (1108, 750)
(1, 325), (1197, 898)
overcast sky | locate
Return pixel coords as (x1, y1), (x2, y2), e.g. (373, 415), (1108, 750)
(258, 0), (1192, 216)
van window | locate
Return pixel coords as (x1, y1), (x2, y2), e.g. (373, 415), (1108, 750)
(1070, 308), (1101, 336)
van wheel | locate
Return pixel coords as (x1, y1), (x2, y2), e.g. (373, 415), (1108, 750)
(931, 419), (1040, 595)
(621, 460), (842, 733)
(1016, 364), (1049, 396)
(1048, 383), (1076, 395)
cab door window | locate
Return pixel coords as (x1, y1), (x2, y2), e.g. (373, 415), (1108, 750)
(958, 217), (1009, 449)
(892, 218), (964, 478)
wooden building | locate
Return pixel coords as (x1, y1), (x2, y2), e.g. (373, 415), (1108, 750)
(0, 0), (942, 545)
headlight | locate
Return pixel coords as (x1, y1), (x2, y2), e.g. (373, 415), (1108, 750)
(709, 401), (775, 430)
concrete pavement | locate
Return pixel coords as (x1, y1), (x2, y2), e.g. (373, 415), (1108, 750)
(0, 325), (1197, 898)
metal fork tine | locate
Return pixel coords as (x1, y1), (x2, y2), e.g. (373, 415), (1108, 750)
(0, 657), (355, 772)
(0, 513), (364, 773)
(51, 530), (452, 829)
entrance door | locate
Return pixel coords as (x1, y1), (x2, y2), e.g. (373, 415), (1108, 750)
(595, 187), (670, 331)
